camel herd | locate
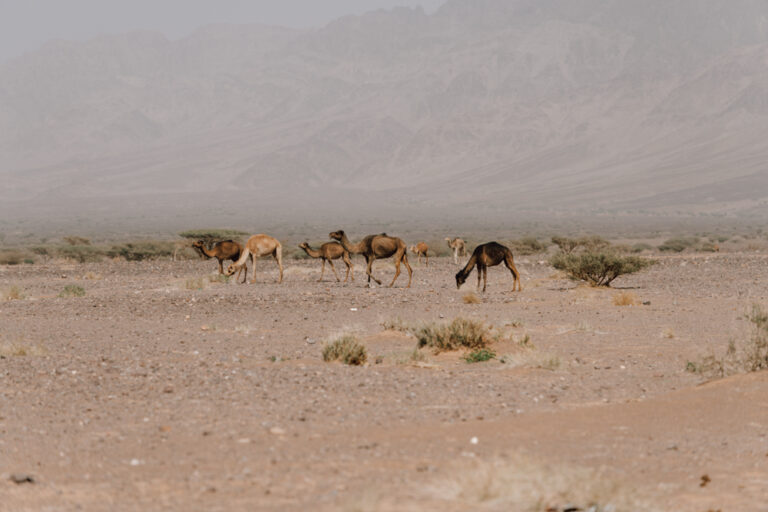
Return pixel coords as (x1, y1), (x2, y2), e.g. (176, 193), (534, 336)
(193, 232), (522, 291)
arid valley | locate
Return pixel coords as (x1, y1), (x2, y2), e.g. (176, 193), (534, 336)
(2, 241), (768, 511)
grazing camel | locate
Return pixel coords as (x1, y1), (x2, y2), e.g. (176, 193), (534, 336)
(445, 237), (467, 264)
(409, 242), (429, 266)
(225, 234), (283, 284)
(299, 242), (354, 283)
(329, 230), (413, 288)
(455, 241), (522, 293)
(192, 239), (247, 283)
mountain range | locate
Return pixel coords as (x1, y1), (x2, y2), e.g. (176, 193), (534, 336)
(2, 0), (768, 232)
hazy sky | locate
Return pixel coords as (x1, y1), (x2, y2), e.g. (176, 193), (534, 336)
(0, 0), (445, 62)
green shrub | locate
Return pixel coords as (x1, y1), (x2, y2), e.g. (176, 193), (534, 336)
(107, 241), (175, 261)
(0, 250), (25, 265)
(178, 229), (249, 242)
(63, 236), (91, 246)
(322, 335), (367, 365)
(551, 236), (580, 254)
(658, 237), (699, 252)
(464, 349), (496, 363)
(510, 237), (548, 255)
(414, 318), (495, 353)
(59, 285), (86, 298)
(578, 235), (611, 252)
(550, 251), (654, 287)
(631, 243), (654, 253)
(56, 245), (103, 263)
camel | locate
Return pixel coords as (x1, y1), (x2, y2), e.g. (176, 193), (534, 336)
(445, 237), (467, 264)
(192, 239), (247, 283)
(225, 234), (283, 284)
(298, 241), (354, 283)
(329, 230), (413, 288)
(455, 241), (522, 293)
(409, 242), (429, 266)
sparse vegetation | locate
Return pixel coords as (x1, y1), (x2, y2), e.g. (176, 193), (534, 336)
(59, 285), (86, 298)
(3, 285), (24, 301)
(687, 304), (768, 378)
(509, 237), (548, 255)
(613, 291), (638, 306)
(178, 229), (249, 243)
(551, 236), (581, 254)
(208, 273), (230, 284)
(185, 277), (205, 290)
(413, 318), (496, 353)
(550, 251), (654, 287)
(381, 317), (413, 332)
(56, 245), (104, 263)
(63, 236), (91, 246)
(658, 237), (699, 252)
(0, 250), (26, 265)
(107, 241), (177, 261)
(322, 335), (367, 365)
(464, 348), (496, 363)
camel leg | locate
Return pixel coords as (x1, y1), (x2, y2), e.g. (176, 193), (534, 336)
(425, 252), (429, 267)
(403, 253), (413, 288)
(476, 265), (482, 290)
(504, 255), (522, 292)
(389, 255), (402, 288)
(366, 257), (382, 286)
(218, 258), (224, 275)
(482, 266), (488, 293)
(328, 259), (341, 282)
(318, 259), (326, 282)
(453, 248), (458, 265)
(343, 253), (353, 282)
(274, 252), (283, 284)
(249, 258), (258, 284)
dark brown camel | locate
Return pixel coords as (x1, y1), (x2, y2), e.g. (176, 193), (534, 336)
(329, 230), (413, 288)
(299, 242), (354, 283)
(455, 241), (522, 292)
(192, 239), (247, 283)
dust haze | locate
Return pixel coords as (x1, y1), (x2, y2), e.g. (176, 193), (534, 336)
(1, 0), (768, 237)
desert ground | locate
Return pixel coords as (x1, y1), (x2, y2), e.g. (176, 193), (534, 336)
(2, 248), (768, 511)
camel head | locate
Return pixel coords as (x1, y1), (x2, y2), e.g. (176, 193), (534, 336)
(298, 242), (309, 250)
(455, 271), (467, 289)
(224, 263), (238, 276)
(329, 230), (344, 241)
(409, 245), (416, 253)
(192, 240), (205, 249)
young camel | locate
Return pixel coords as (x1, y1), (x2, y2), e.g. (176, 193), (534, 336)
(225, 234), (283, 284)
(192, 239), (247, 283)
(298, 242), (354, 283)
(455, 241), (522, 293)
(329, 230), (412, 288)
(409, 242), (429, 266)
(445, 237), (467, 264)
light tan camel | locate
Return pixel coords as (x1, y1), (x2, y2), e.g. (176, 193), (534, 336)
(409, 242), (429, 266)
(299, 242), (354, 283)
(445, 237), (467, 264)
(192, 239), (247, 283)
(225, 234), (283, 284)
(329, 230), (412, 288)
(455, 241), (521, 292)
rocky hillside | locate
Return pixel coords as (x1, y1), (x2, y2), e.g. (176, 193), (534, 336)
(2, 0), (767, 225)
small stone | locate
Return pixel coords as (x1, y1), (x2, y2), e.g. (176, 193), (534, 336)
(9, 473), (35, 484)
(269, 426), (286, 436)
(470, 437), (479, 445)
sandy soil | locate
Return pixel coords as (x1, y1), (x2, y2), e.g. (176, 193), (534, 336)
(1, 252), (768, 511)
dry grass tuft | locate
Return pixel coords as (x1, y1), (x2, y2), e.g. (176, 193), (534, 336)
(687, 303), (768, 378)
(427, 455), (655, 511)
(462, 292), (482, 304)
(0, 342), (47, 357)
(3, 285), (24, 301)
(208, 273), (230, 284)
(414, 318), (497, 353)
(322, 335), (367, 366)
(661, 328), (675, 339)
(185, 277), (206, 290)
(612, 291), (638, 306)
(82, 272), (102, 280)
(59, 285), (86, 298)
